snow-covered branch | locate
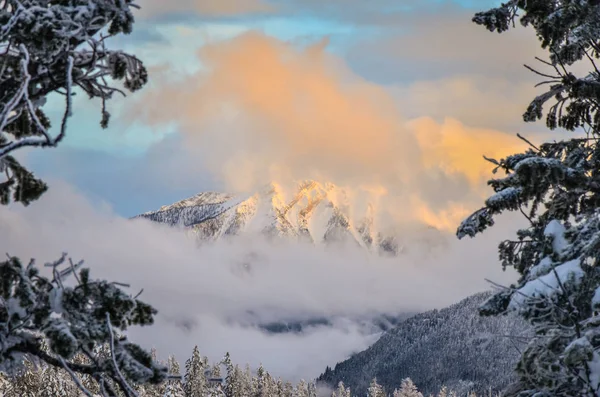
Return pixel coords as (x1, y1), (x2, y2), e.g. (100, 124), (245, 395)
(0, 252), (168, 395)
(0, 0), (148, 205)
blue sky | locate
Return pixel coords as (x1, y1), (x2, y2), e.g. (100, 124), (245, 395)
(24, 0), (545, 218)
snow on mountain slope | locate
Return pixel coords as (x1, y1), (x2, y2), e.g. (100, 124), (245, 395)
(317, 291), (531, 396)
(135, 180), (446, 255)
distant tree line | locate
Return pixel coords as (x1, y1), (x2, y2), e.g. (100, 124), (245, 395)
(0, 345), (505, 397)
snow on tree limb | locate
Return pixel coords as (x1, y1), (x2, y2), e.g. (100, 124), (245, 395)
(0, 253), (168, 396)
(0, 0), (148, 205)
(460, 1), (600, 395)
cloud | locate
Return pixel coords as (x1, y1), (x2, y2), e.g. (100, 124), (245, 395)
(391, 77), (539, 131)
(8, 5), (544, 380)
(127, 31), (527, 230)
(136, 0), (274, 20)
(0, 182), (522, 381)
(408, 117), (528, 187)
(339, 6), (553, 137)
(22, 135), (220, 217)
(344, 5), (543, 84)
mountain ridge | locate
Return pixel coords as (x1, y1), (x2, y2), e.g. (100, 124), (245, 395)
(316, 291), (530, 396)
(134, 180), (448, 255)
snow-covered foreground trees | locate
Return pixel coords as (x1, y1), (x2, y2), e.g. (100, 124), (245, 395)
(0, 0), (147, 205)
(0, 1), (164, 396)
(0, 254), (168, 395)
(0, 347), (504, 397)
(459, 1), (600, 396)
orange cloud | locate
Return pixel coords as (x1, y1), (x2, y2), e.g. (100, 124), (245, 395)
(129, 31), (532, 231)
(392, 77), (538, 131)
(409, 117), (527, 186)
(133, 33), (418, 188)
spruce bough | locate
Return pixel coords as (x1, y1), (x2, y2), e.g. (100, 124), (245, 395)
(460, 1), (600, 396)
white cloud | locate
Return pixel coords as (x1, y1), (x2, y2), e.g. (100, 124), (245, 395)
(0, 181), (521, 380)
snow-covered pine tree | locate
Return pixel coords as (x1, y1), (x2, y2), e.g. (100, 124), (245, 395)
(307, 380), (317, 397)
(281, 379), (295, 397)
(184, 346), (207, 397)
(0, 1), (167, 396)
(367, 378), (386, 397)
(211, 362), (222, 378)
(223, 352), (235, 397)
(254, 363), (266, 397)
(458, 1), (600, 396)
(265, 372), (278, 397)
(0, 0), (148, 205)
(295, 379), (309, 397)
(243, 364), (254, 397)
(162, 355), (184, 397)
(222, 353), (255, 397)
(207, 362), (224, 396)
(333, 381), (351, 397)
(394, 378), (423, 397)
(163, 383), (185, 397)
(231, 365), (246, 397)
(0, 253), (168, 396)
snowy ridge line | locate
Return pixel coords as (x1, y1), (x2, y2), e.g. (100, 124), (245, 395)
(132, 194), (251, 228)
(132, 181), (448, 256)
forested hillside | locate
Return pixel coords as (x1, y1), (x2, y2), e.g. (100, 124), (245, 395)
(317, 292), (530, 396)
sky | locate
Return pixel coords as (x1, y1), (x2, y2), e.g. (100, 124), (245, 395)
(0, 0), (582, 384)
(22, 0), (552, 217)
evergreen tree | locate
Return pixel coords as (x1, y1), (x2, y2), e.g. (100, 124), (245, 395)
(367, 378), (386, 397)
(281, 380), (295, 397)
(307, 380), (317, 397)
(0, 1), (167, 396)
(223, 352), (234, 397)
(459, 0), (600, 395)
(254, 363), (266, 397)
(394, 378), (423, 397)
(211, 362), (222, 378)
(295, 379), (309, 397)
(207, 362), (224, 397)
(333, 381), (351, 397)
(243, 364), (255, 397)
(0, 254), (168, 396)
(184, 346), (207, 397)
(163, 383), (185, 397)
(222, 353), (251, 397)
(163, 355), (184, 397)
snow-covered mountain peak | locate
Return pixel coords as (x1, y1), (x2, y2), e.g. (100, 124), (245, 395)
(135, 180), (447, 256)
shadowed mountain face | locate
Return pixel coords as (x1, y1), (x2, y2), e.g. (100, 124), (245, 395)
(134, 180), (448, 256)
(316, 292), (530, 396)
